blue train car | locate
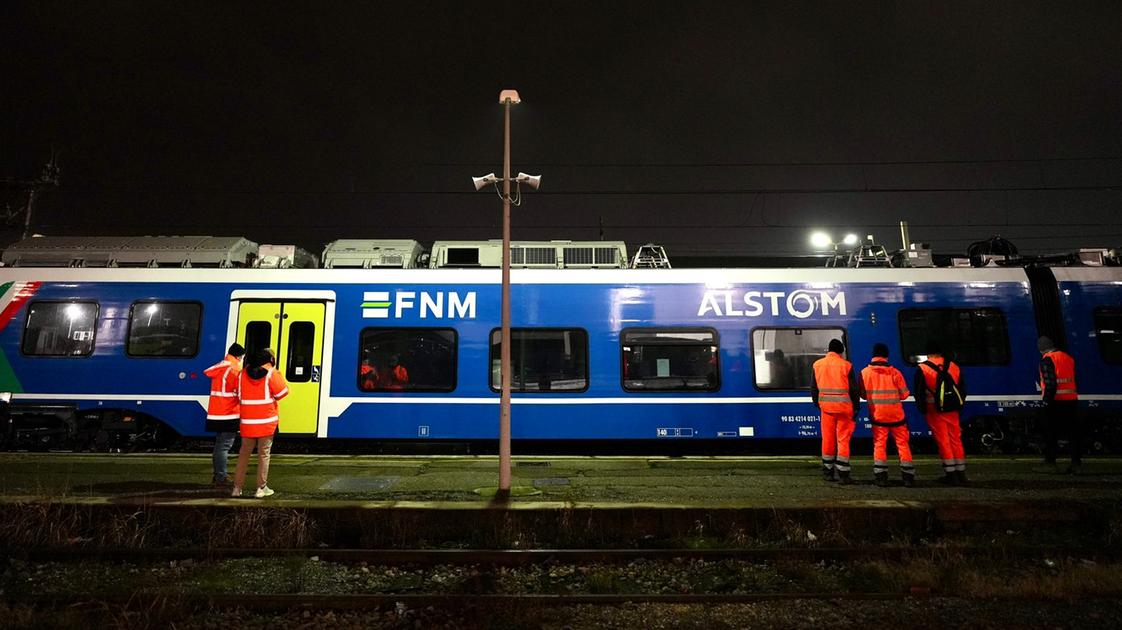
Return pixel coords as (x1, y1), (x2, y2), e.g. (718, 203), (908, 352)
(0, 266), (1118, 449)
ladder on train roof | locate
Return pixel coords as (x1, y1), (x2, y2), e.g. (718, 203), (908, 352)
(629, 243), (672, 268)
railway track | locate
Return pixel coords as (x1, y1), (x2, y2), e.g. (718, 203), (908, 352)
(7, 544), (1113, 565)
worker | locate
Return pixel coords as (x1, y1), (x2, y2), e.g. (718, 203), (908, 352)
(386, 354), (410, 390)
(232, 348), (289, 498)
(914, 342), (968, 485)
(1038, 336), (1081, 474)
(203, 342), (245, 487)
(811, 338), (861, 484)
(860, 343), (915, 487)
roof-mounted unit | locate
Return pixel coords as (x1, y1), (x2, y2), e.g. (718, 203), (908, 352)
(429, 240), (628, 269)
(0, 235), (258, 268)
(321, 239), (423, 269)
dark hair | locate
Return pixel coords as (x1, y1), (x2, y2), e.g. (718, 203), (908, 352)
(872, 342), (889, 358)
(828, 339), (845, 354)
(925, 340), (944, 355)
(250, 347), (275, 369)
(228, 342), (246, 358)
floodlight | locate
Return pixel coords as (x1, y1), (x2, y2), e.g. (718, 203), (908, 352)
(515, 172), (542, 190)
(843, 233), (859, 246)
(65, 303), (83, 319)
(145, 304), (159, 315)
(809, 231), (833, 249)
(499, 89), (521, 104)
(472, 173), (498, 191)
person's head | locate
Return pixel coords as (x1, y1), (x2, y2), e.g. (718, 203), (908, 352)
(228, 342), (246, 359)
(250, 347), (276, 369)
(925, 340), (944, 357)
(828, 339), (845, 355)
(1037, 336), (1055, 354)
(389, 354), (400, 367)
(872, 343), (889, 359)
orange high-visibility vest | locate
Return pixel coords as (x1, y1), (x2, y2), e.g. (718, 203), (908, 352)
(238, 367), (290, 438)
(861, 362), (910, 424)
(204, 354), (241, 421)
(813, 352), (855, 414)
(1041, 350), (1078, 401)
(919, 356), (961, 408)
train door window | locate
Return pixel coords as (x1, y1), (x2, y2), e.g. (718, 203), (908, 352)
(489, 328), (589, 392)
(621, 328), (719, 392)
(898, 308), (1010, 365)
(1094, 307), (1122, 364)
(285, 321), (315, 382)
(22, 301), (99, 357)
(243, 321), (272, 361)
(359, 328), (457, 392)
(126, 301), (202, 357)
(751, 327), (846, 390)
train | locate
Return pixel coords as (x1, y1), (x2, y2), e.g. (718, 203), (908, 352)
(0, 263), (1120, 452)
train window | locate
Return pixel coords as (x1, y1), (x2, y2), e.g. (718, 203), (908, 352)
(358, 328), (456, 392)
(1094, 307), (1122, 364)
(621, 328), (719, 392)
(752, 327), (847, 390)
(489, 328), (589, 392)
(898, 308), (1010, 365)
(243, 321), (272, 361)
(22, 301), (99, 357)
(126, 301), (202, 357)
(285, 321), (315, 383)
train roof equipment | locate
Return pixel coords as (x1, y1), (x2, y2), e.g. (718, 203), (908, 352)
(253, 244), (318, 269)
(320, 239), (423, 269)
(0, 235), (258, 268)
(429, 240), (628, 269)
(629, 243), (672, 269)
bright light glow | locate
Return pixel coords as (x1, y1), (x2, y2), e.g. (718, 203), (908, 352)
(145, 304), (159, 315)
(64, 304), (82, 320)
(809, 232), (833, 249)
(842, 233), (859, 246)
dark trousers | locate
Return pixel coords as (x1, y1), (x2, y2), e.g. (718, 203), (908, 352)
(1043, 400), (1083, 465)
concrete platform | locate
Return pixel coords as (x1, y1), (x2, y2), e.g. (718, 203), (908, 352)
(0, 453), (1118, 507)
(0, 454), (1118, 550)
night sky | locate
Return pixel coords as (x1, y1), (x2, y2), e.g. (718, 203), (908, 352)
(2, 1), (1120, 261)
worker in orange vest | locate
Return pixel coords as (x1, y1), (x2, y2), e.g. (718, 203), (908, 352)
(914, 342), (968, 485)
(1038, 336), (1081, 474)
(860, 343), (915, 487)
(204, 342), (245, 487)
(811, 339), (861, 484)
(232, 348), (289, 498)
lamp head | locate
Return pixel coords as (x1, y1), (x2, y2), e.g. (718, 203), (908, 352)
(499, 89), (521, 105)
(809, 231), (833, 249)
(842, 233), (859, 246)
(515, 172), (542, 190)
(472, 173), (498, 191)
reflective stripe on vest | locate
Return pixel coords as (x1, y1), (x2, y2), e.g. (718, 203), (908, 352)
(813, 353), (855, 413)
(1042, 351), (1078, 400)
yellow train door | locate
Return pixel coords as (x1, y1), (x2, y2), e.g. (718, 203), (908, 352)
(236, 301), (326, 435)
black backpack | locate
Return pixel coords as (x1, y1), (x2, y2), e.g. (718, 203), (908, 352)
(922, 360), (965, 412)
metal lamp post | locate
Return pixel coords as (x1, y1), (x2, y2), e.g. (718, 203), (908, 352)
(472, 89), (541, 494)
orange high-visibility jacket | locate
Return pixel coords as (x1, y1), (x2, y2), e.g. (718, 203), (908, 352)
(204, 354), (242, 421)
(860, 361), (910, 425)
(1041, 350), (1078, 401)
(812, 352), (857, 414)
(918, 356), (961, 408)
(238, 367), (290, 438)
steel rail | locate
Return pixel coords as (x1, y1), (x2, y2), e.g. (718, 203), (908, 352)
(7, 545), (1113, 565)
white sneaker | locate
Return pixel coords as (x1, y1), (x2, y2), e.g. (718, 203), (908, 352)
(231, 488), (242, 497)
(254, 486), (275, 498)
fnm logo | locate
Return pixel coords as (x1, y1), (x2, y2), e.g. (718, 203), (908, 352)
(362, 291), (477, 319)
(697, 289), (847, 319)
